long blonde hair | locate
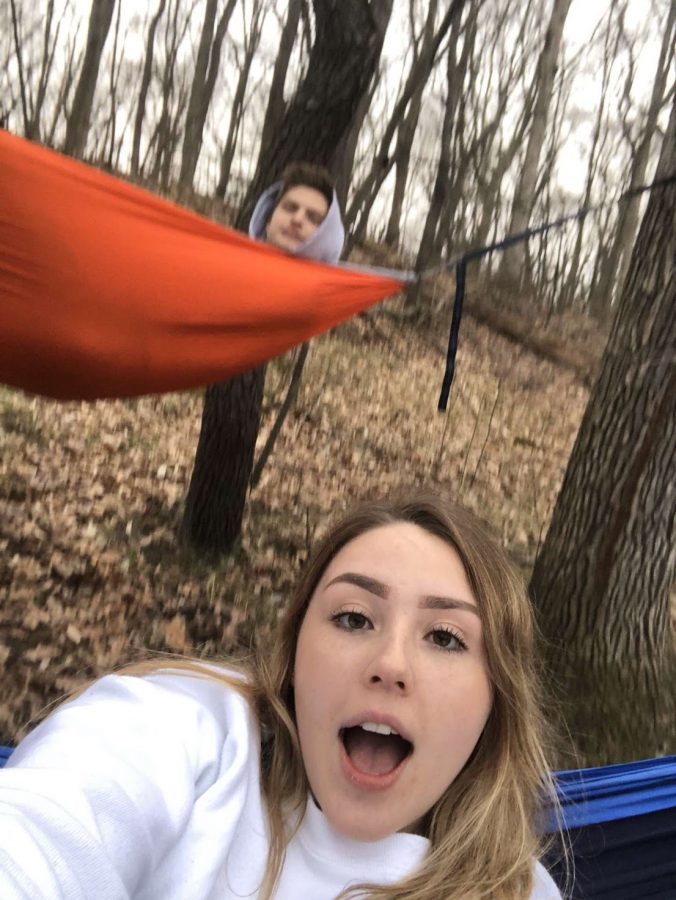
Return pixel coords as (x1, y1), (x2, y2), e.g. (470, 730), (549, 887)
(121, 492), (561, 899)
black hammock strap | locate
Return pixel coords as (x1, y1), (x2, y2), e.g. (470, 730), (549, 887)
(433, 173), (676, 411)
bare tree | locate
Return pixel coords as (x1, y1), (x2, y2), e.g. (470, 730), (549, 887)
(560, 10), (619, 310)
(404, 2), (478, 307)
(530, 94), (676, 764)
(179, 0), (238, 194)
(215, 0), (269, 197)
(333, 0), (394, 207)
(182, 0), (388, 556)
(131, 0), (168, 178)
(498, 0), (572, 287)
(345, 0), (468, 250)
(464, 0), (537, 250)
(63, 0), (116, 158)
(8, 0), (62, 141)
(590, 0), (675, 318)
(101, 0), (124, 169)
(8, 0), (31, 137)
(145, 0), (195, 187)
(384, 0), (439, 246)
(45, 16), (82, 147)
(254, 0), (303, 175)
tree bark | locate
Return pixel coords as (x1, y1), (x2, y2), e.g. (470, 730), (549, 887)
(63, 0), (116, 158)
(498, 0), (572, 287)
(182, 0), (384, 556)
(529, 95), (676, 765)
(333, 0), (394, 209)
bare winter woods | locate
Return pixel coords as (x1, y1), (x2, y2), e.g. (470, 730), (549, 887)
(1, 0), (674, 763)
(2, 0), (672, 314)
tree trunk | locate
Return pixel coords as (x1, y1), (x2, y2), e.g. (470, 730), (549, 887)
(334, 0), (394, 209)
(24, 0), (59, 141)
(215, 1), (267, 198)
(46, 26), (80, 147)
(255, 0), (303, 174)
(405, 8), (468, 308)
(181, 370), (266, 555)
(63, 0), (116, 159)
(179, 0), (237, 195)
(104, 0), (123, 170)
(131, 0), (167, 178)
(182, 0), (384, 556)
(9, 0), (30, 138)
(236, 0), (384, 227)
(384, 78), (425, 247)
(498, 0), (572, 287)
(529, 95), (676, 765)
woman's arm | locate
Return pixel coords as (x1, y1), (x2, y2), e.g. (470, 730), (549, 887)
(0, 672), (238, 899)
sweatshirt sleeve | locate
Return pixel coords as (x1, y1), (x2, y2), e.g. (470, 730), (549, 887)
(0, 672), (238, 900)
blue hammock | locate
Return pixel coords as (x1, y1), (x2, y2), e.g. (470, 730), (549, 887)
(545, 755), (676, 899)
(0, 746), (674, 898)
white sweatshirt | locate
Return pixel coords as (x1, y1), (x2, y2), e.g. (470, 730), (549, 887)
(0, 672), (561, 899)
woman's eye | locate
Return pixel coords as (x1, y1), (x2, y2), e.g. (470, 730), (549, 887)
(333, 611), (371, 631)
(429, 628), (467, 652)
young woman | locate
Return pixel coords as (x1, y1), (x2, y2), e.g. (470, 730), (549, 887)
(0, 493), (563, 899)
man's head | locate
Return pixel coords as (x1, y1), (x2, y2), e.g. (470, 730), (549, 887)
(265, 163), (335, 253)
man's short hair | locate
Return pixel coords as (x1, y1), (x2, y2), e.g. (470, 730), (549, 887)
(278, 163), (334, 208)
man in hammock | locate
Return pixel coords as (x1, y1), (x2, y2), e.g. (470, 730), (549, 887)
(248, 162), (345, 265)
(240, 162), (346, 487)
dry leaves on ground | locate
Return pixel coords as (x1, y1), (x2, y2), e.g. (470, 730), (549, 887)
(1, 303), (590, 741)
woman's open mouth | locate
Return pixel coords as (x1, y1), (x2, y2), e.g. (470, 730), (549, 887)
(339, 722), (413, 790)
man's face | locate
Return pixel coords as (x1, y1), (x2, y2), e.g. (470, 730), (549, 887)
(265, 185), (329, 253)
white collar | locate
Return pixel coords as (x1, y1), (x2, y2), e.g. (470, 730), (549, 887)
(296, 795), (429, 878)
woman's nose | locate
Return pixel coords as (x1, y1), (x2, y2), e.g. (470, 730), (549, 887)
(365, 635), (412, 694)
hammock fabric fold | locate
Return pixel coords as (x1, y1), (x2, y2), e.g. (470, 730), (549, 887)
(0, 130), (405, 401)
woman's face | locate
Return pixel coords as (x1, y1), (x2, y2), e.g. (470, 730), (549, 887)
(293, 522), (492, 842)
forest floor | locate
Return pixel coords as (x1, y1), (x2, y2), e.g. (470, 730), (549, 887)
(1, 283), (607, 743)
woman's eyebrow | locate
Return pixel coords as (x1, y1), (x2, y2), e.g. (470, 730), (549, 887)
(422, 596), (480, 616)
(325, 572), (387, 597)
(324, 573), (479, 616)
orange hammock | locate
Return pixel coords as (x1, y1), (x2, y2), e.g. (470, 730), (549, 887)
(0, 131), (405, 401)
